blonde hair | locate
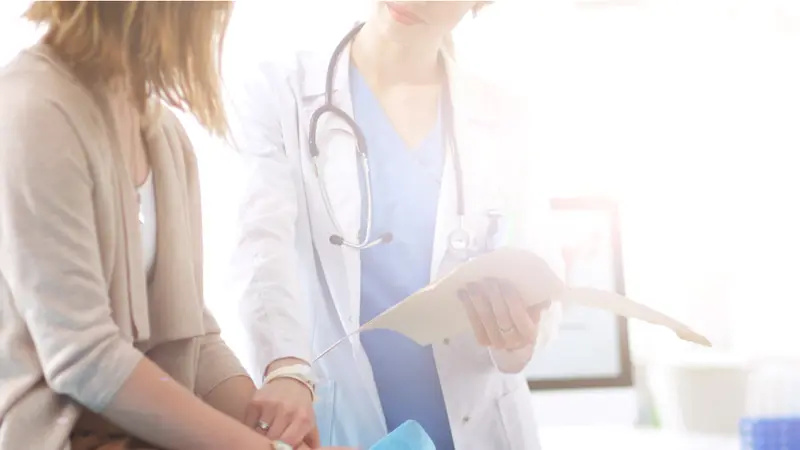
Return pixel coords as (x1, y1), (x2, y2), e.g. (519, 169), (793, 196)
(25, 1), (233, 137)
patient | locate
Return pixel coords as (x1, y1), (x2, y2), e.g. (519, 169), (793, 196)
(0, 2), (346, 450)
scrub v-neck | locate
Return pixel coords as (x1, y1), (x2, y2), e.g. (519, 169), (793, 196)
(350, 63), (454, 450)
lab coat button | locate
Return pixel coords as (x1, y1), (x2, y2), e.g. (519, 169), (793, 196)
(462, 415), (470, 424)
(443, 338), (450, 345)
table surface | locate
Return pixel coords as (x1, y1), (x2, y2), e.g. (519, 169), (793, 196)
(538, 426), (740, 450)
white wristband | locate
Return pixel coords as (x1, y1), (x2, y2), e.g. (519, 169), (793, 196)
(263, 364), (317, 402)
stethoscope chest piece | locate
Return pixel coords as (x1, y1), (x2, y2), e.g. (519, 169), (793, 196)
(447, 225), (473, 262)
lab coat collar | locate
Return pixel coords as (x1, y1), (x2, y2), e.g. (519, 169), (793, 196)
(298, 27), (467, 106)
(299, 31), (353, 100)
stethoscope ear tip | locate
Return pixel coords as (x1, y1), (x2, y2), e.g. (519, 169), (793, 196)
(329, 235), (345, 246)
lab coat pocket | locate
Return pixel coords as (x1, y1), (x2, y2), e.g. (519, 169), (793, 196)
(498, 385), (541, 450)
(313, 379), (337, 445)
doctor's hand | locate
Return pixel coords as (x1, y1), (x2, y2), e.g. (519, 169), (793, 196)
(458, 277), (551, 350)
(246, 361), (320, 448)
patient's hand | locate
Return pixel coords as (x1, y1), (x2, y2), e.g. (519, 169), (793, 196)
(246, 366), (318, 448)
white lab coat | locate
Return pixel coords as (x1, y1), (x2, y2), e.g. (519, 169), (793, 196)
(226, 40), (564, 450)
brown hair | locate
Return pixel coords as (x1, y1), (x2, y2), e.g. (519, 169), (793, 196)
(25, 1), (233, 136)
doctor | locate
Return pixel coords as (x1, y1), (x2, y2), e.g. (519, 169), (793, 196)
(227, 2), (564, 449)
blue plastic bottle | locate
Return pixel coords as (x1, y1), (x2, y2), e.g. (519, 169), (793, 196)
(369, 421), (436, 450)
(741, 362), (800, 450)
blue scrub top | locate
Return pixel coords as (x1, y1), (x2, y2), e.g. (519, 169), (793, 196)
(350, 64), (455, 450)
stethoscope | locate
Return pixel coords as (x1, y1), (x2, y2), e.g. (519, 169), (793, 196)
(308, 22), (482, 259)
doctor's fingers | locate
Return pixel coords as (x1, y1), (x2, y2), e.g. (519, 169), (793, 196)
(459, 288), (491, 346)
(462, 282), (510, 348)
(478, 279), (531, 350)
(476, 280), (520, 349)
(481, 278), (537, 348)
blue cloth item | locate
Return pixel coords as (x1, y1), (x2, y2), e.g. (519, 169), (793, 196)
(741, 417), (800, 450)
(370, 421), (436, 450)
(350, 64), (454, 450)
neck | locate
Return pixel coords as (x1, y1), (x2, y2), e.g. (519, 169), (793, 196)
(351, 20), (443, 86)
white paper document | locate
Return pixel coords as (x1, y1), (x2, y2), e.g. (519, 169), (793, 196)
(313, 248), (710, 363)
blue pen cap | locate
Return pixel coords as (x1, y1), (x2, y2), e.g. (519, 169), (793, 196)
(369, 420), (436, 450)
(741, 417), (800, 450)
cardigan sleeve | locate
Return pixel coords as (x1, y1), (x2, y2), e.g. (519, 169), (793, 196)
(0, 97), (144, 412)
(194, 327), (250, 398)
(194, 307), (249, 397)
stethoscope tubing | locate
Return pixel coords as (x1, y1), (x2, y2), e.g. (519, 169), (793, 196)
(309, 21), (466, 250)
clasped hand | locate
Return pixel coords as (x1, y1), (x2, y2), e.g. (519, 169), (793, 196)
(246, 371), (352, 450)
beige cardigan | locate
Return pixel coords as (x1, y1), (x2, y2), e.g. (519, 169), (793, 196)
(0, 46), (247, 449)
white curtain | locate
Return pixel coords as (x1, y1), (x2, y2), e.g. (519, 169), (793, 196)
(2, 0), (799, 366)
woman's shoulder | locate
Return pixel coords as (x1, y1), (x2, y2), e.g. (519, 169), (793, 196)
(0, 46), (110, 178)
(0, 44), (106, 132)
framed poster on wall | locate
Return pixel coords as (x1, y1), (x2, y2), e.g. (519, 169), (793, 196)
(526, 197), (633, 390)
